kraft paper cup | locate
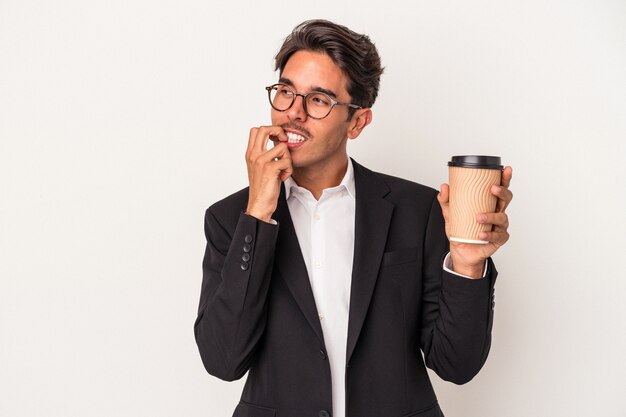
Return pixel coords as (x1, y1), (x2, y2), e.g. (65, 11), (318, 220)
(448, 155), (503, 244)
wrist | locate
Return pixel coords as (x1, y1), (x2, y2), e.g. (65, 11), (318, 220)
(245, 206), (273, 223)
(449, 253), (485, 279)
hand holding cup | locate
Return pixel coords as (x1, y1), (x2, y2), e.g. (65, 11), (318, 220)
(437, 156), (513, 278)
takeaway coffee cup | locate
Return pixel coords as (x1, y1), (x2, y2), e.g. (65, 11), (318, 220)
(448, 155), (503, 244)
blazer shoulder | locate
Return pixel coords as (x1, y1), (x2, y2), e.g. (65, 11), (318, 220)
(381, 172), (436, 194)
(353, 159), (437, 197)
(368, 168), (439, 202)
(205, 186), (250, 226)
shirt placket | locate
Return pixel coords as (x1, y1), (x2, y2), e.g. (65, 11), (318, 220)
(311, 197), (327, 324)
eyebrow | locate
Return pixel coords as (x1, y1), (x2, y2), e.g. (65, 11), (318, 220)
(279, 77), (338, 99)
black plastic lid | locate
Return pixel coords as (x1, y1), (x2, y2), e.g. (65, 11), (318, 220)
(448, 155), (503, 169)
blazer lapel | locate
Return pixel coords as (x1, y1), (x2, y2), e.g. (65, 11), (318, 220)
(273, 184), (326, 348)
(346, 159), (394, 364)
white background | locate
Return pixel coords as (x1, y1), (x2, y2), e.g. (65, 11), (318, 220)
(1, 0), (625, 416)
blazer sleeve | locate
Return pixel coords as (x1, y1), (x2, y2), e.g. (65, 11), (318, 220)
(194, 209), (279, 381)
(419, 195), (498, 384)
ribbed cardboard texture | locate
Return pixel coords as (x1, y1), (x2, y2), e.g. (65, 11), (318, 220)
(448, 166), (502, 244)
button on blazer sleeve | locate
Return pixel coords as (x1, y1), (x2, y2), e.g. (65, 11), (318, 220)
(419, 195), (498, 384)
(194, 208), (279, 381)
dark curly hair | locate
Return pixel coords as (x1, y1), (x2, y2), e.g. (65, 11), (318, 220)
(275, 19), (384, 118)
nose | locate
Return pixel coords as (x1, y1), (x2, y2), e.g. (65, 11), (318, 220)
(286, 93), (308, 122)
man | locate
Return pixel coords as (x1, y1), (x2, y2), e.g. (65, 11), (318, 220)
(194, 19), (513, 417)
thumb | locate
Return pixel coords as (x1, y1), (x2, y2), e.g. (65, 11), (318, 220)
(279, 169), (292, 182)
(437, 183), (449, 205)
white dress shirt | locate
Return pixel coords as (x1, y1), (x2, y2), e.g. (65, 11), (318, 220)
(284, 159), (356, 417)
(281, 158), (486, 417)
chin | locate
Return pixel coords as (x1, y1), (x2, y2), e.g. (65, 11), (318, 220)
(290, 156), (307, 169)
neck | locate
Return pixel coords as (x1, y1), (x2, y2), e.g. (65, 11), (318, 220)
(291, 157), (349, 200)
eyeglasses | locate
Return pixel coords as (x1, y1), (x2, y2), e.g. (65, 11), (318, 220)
(265, 83), (362, 120)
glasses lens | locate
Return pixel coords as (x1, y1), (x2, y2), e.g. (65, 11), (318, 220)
(269, 84), (294, 111)
(305, 92), (333, 119)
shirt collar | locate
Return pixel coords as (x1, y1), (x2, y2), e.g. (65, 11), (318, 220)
(284, 157), (356, 200)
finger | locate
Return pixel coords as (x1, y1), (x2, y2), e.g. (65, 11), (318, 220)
(478, 229), (509, 246)
(437, 184), (450, 221)
(500, 166), (513, 189)
(255, 126), (287, 154)
(437, 184), (449, 205)
(477, 212), (509, 229)
(255, 142), (290, 165)
(490, 184), (513, 213)
(279, 169), (293, 182)
(255, 146), (292, 182)
(246, 127), (259, 162)
(271, 154), (293, 182)
(492, 185), (513, 213)
(492, 185), (513, 203)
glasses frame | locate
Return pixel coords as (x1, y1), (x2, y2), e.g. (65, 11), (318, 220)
(265, 83), (363, 120)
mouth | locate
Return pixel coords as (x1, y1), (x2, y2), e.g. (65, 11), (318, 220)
(284, 129), (309, 148)
(286, 131), (307, 144)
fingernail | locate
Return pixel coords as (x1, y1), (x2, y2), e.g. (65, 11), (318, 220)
(479, 232), (487, 239)
(493, 186), (501, 193)
(477, 215), (487, 223)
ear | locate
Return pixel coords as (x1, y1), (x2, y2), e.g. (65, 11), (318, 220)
(347, 108), (372, 140)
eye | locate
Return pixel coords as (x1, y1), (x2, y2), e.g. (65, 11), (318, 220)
(309, 93), (331, 107)
(278, 86), (294, 97)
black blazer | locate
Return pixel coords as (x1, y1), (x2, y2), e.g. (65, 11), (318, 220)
(194, 159), (497, 417)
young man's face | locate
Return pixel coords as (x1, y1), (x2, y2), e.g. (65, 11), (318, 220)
(271, 50), (361, 172)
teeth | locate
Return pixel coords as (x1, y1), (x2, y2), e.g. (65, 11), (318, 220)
(286, 132), (306, 143)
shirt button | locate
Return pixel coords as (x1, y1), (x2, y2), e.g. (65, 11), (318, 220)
(319, 350), (327, 360)
(319, 410), (330, 417)
(243, 244), (251, 253)
(314, 213), (321, 220)
(318, 314), (324, 321)
(315, 262), (321, 269)
(244, 234), (253, 243)
(242, 253), (250, 262)
(240, 262), (249, 271)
